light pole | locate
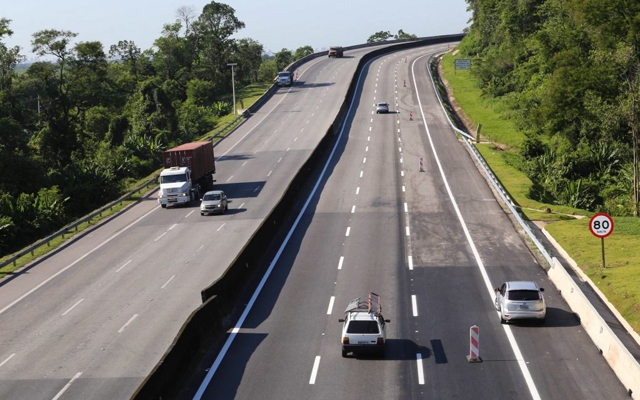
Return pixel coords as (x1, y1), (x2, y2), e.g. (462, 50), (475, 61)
(227, 63), (237, 115)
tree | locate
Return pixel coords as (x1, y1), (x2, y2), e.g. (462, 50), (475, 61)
(109, 40), (142, 78)
(275, 48), (292, 71)
(233, 38), (264, 84)
(294, 45), (314, 60)
(0, 18), (24, 91)
(394, 29), (417, 40)
(367, 31), (392, 43)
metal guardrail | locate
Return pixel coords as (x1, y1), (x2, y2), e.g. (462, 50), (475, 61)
(426, 53), (554, 268)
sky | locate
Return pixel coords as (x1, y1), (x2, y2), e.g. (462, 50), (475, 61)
(3, 0), (471, 61)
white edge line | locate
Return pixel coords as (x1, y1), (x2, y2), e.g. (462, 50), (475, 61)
(193, 56), (381, 400)
(52, 372), (83, 400)
(0, 207), (158, 316)
(411, 54), (541, 400)
(309, 356), (321, 384)
(327, 296), (335, 314)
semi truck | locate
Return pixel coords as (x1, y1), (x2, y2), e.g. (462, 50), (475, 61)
(328, 46), (344, 58)
(277, 71), (294, 86)
(157, 141), (216, 208)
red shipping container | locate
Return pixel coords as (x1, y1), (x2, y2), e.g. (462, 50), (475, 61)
(162, 141), (215, 181)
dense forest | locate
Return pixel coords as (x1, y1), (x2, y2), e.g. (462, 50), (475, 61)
(460, 0), (640, 216)
(0, 1), (315, 258)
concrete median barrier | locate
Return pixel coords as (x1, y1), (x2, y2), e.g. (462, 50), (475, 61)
(548, 257), (640, 398)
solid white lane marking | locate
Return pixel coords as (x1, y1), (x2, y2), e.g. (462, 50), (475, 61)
(404, 203), (408, 213)
(338, 256), (344, 270)
(185, 211), (194, 218)
(217, 223), (226, 232)
(408, 255), (413, 270)
(416, 354), (425, 385)
(414, 54), (541, 400)
(118, 314), (138, 334)
(226, 175), (233, 182)
(0, 206), (159, 316)
(412, 295), (418, 316)
(52, 372), (82, 400)
(406, 226), (410, 236)
(161, 275), (175, 289)
(345, 227), (351, 237)
(327, 296), (335, 314)
(356, 187), (360, 195)
(0, 353), (15, 368)
(62, 299), (84, 316)
(115, 260), (132, 273)
(351, 205), (356, 214)
(309, 356), (321, 384)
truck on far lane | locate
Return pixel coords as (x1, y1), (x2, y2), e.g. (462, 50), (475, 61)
(157, 141), (216, 208)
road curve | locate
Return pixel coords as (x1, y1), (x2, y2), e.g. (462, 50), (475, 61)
(190, 44), (630, 400)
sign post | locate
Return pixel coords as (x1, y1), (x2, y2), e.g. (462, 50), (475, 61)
(589, 213), (614, 268)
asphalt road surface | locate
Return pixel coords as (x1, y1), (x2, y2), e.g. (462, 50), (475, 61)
(0, 44), (391, 400)
(191, 45), (630, 400)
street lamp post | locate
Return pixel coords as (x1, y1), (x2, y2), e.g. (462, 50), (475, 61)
(227, 63), (237, 115)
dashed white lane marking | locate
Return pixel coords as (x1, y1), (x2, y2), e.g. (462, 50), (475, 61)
(368, 136), (370, 141)
(400, 158), (403, 164)
(363, 157), (367, 164)
(226, 175), (233, 182)
(399, 147), (402, 152)
(365, 146), (369, 152)
(327, 296), (335, 314)
(402, 186), (406, 192)
(62, 299), (84, 316)
(404, 203), (408, 213)
(401, 171), (405, 177)
(345, 227), (351, 237)
(286, 147), (290, 152)
(278, 157), (282, 163)
(115, 260), (132, 273)
(0, 353), (15, 368)
(217, 223), (226, 232)
(370, 118), (373, 123)
(369, 127), (372, 132)
(238, 203), (245, 209)
(168, 223), (177, 231)
(161, 275), (175, 289)
(406, 226), (410, 236)
(360, 171), (363, 178)
(416, 354), (425, 385)
(351, 205), (356, 214)
(155, 232), (167, 241)
(338, 256), (344, 270)
(294, 137), (298, 141)
(52, 372), (83, 400)
(356, 187), (360, 195)
(412, 295), (418, 316)
(309, 356), (321, 384)
(242, 161), (248, 166)
(267, 170), (273, 177)
(118, 314), (138, 334)
(408, 256), (413, 270)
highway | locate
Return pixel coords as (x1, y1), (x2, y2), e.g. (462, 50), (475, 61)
(0, 45), (387, 400)
(190, 45), (631, 399)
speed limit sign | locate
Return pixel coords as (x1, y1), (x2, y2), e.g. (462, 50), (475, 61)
(589, 213), (614, 238)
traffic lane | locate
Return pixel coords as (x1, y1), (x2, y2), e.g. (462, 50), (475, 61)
(406, 53), (630, 398)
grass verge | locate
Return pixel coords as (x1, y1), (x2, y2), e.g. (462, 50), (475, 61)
(440, 51), (640, 334)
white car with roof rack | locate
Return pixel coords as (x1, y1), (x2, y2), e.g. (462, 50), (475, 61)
(338, 292), (390, 357)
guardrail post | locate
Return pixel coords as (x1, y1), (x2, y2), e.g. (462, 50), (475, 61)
(476, 123), (482, 143)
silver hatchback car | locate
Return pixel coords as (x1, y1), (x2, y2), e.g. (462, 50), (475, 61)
(200, 190), (228, 215)
(494, 281), (546, 324)
(376, 102), (389, 113)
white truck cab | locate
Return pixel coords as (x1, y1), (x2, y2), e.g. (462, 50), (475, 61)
(158, 166), (195, 207)
(339, 292), (390, 357)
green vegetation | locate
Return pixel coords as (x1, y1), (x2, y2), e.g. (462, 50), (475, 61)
(0, 3), (312, 260)
(441, 0), (640, 333)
